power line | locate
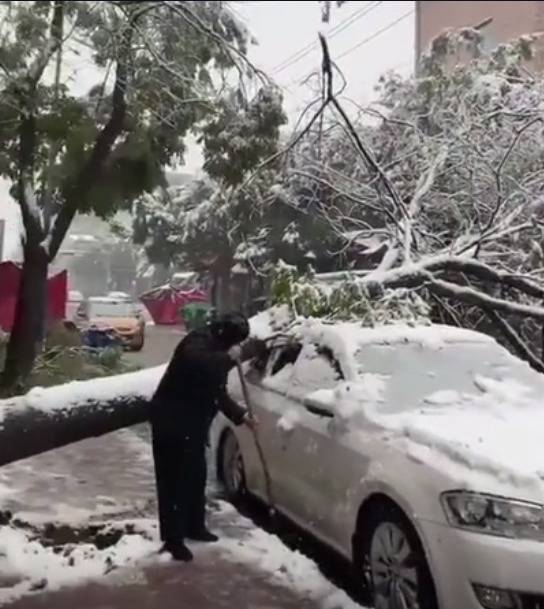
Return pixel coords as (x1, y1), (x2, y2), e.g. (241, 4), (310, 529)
(272, 0), (382, 74)
(293, 8), (414, 86)
(271, 1), (383, 75)
(335, 9), (413, 62)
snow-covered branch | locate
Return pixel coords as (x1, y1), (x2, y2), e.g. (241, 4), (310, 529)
(0, 366), (163, 467)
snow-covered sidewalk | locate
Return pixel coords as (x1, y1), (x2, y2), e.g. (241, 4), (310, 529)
(0, 428), (364, 609)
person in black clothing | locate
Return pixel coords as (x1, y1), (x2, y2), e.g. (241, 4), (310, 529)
(150, 312), (264, 562)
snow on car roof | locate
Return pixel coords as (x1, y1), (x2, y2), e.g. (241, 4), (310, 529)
(250, 306), (493, 347)
(250, 307), (495, 381)
(250, 308), (544, 495)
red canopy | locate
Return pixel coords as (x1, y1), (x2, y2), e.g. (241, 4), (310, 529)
(0, 261), (67, 332)
(140, 284), (207, 325)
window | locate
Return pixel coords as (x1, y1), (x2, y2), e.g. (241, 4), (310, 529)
(289, 344), (343, 398)
(271, 343), (302, 375)
(87, 301), (138, 318)
(258, 342), (302, 393)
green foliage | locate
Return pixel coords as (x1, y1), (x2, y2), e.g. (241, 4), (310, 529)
(270, 262), (431, 326)
(200, 86), (287, 186)
(0, 0), (254, 232)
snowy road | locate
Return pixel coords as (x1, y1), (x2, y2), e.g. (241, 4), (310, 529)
(125, 324), (184, 367)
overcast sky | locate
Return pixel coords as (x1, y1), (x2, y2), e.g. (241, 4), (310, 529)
(0, 0), (415, 260)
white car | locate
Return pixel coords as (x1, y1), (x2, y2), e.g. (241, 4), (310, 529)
(211, 312), (544, 609)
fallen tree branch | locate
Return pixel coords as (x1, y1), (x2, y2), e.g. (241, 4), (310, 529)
(425, 256), (544, 300)
(0, 366), (163, 467)
(484, 309), (544, 373)
(425, 274), (544, 321)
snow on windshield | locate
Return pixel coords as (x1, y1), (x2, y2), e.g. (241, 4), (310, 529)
(354, 341), (544, 415)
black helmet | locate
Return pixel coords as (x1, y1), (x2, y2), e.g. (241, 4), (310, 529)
(210, 312), (250, 347)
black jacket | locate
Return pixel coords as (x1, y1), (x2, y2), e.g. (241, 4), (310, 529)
(151, 327), (247, 438)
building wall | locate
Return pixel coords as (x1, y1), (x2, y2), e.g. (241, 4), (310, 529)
(416, 1), (544, 66)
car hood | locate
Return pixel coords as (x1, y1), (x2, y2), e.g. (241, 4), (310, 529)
(387, 403), (544, 486)
(311, 377), (544, 499)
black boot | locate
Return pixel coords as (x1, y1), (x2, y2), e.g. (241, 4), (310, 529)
(186, 528), (219, 543)
(161, 541), (193, 562)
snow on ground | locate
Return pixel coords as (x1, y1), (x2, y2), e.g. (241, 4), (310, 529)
(0, 428), (366, 608)
(0, 521), (157, 605)
(215, 502), (364, 609)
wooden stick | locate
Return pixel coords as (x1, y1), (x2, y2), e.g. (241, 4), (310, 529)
(235, 360), (275, 514)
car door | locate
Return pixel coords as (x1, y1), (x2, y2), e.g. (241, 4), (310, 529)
(274, 343), (351, 538)
(235, 341), (302, 505)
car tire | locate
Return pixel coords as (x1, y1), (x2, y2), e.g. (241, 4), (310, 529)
(132, 334), (145, 352)
(357, 504), (438, 609)
(219, 430), (246, 500)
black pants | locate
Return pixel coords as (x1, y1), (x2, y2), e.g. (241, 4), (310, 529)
(151, 428), (207, 544)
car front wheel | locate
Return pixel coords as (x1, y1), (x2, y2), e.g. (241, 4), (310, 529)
(359, 506), (438, 609)
(219, 430), (246, 500)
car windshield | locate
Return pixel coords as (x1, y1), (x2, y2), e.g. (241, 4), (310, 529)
(354, 341), (544, 415)
(88, 301), (137, 318)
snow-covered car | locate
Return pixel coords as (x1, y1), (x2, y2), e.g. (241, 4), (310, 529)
(211, 309), (544, 609)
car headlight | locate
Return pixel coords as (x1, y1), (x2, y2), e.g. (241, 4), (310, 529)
(441, 491), (544, 541)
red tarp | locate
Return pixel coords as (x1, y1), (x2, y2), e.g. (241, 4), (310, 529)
(140, 285), (207, 325)
(0, 261), (67, 332)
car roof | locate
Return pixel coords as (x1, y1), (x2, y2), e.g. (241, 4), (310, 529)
(325, 322), (494, 347)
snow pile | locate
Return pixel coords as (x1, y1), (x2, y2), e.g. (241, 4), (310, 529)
(423, 389), (461, 406)
(0, 366), (164, 423)
(250, 305), (293, 340)
(263, 364), (295, 393)
(277, 408), (301, 433)
(0, 521), (157, 604)
(308, 375), (387, 422)
(216, 502), (363, 609)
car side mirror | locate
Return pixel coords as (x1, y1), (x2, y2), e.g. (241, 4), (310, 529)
(303, 396), (334, 418)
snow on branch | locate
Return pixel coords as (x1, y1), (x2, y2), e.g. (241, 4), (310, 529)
(265, 31), (544, 371)
(0, 366), (163, 467)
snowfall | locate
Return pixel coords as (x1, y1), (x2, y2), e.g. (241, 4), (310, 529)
(2, 305), (544, 604)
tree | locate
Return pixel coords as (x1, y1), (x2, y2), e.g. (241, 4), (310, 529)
(0, 0), (256, 389)
(133, 84), (294, 312)
(262, 31), (544, 371)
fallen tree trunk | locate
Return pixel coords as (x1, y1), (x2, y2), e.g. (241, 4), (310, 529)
(0, 366), (164, 467)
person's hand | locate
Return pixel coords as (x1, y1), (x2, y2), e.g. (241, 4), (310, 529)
(243, 412), (259, 431)
(240, 338), (267, 361)
(228, 344), (243, 362)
